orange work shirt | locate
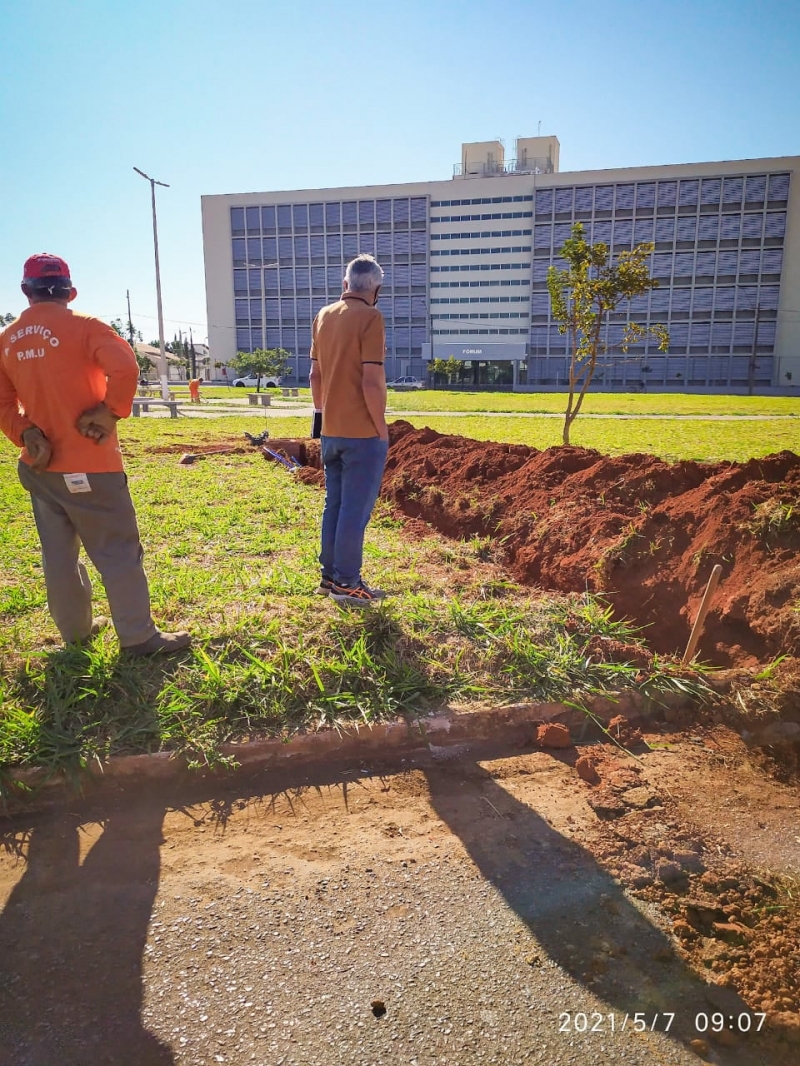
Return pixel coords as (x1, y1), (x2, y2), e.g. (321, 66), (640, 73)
(310, 292), (385, 438)
(0, 303), (139, 473)
(189, 378), (201, 398)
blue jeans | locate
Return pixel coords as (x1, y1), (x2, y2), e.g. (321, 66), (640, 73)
(320, 435), (389, 586)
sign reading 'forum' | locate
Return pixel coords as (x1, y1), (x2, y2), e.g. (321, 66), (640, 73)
(433, 342), (528, 362)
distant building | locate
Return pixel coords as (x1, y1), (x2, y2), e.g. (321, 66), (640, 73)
(134, 342), (211, 382)
(201, 138), (800, 391)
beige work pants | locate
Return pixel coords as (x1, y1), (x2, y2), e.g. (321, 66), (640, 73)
(18, 462), (157, 648)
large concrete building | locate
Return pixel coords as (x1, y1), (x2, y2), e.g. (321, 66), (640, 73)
(201, 138), (800, 391)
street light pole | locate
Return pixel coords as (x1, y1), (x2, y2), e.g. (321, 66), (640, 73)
(134, 166), (171, 400)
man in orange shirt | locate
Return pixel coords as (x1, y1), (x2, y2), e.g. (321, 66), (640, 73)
(188, 376), (203, 404)
(0, 253), (191, 655)
(309, 254), (389, 606)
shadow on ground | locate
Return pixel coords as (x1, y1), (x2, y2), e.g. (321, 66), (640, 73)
(0, 803), (173, 1066)
(0, 744), (793, 1066)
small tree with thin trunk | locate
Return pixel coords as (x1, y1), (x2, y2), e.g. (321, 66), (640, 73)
(229, 348), (291, 391)
(547, 223), (669, 445)
(430, 356), (465, 386)
(444, 356), (465, 384)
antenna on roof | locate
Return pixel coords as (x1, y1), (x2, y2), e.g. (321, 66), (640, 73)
(537, 120), (542, 136)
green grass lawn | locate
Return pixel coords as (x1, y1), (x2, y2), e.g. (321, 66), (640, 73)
(4, 390), (792, 782)
(1, 418), (703, 783)
(387, 389), (799, 416)
(400, 415), (798, 462)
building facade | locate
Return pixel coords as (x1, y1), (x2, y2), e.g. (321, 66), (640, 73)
(201, 143), (800, 391)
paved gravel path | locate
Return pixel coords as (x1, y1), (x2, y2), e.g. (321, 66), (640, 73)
(0, 753), (790, 1066)
(139, 401), (798, 422)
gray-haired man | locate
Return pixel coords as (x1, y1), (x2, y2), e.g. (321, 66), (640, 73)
(309, 254), (389, 606)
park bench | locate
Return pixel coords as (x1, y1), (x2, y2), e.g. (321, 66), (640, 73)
(248, 393), (272, 406)
(280, 388), (300, 398)
(131, 398), (180, 419)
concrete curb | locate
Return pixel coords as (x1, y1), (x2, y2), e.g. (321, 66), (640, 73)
(2, 689), (680, 817)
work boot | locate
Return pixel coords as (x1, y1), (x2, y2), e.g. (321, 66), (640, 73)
(72, 617), (110, 646)
(123, 630), (192, 657)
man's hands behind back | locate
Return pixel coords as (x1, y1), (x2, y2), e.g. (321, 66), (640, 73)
(21, 427), (52, 472)
(76, 403), (120, 444)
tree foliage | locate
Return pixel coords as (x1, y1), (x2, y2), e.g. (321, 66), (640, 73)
(136, 351), (155, 375)
(170, 334), (196, 377)
(229, 348), (291, 391)
(110, 317), (142, 346)
(110, 318), (152, 375)
(1, 312), (16, 326)
(430, 356), (465, 385)
(547, 223), (668, 445)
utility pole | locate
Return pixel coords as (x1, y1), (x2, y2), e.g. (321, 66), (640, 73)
(126, 289), (136, 349)
(133, 167), (171, 400)
(747, 304), (761, 396)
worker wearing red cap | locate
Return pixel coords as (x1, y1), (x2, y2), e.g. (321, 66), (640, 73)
(0, 254), (191, 655)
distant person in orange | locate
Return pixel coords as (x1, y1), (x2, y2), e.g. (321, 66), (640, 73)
(188, 376), (203, 404)
(0, 253), (191, 656)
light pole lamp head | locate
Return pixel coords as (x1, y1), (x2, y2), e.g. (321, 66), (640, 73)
(133, 166), (170, 188)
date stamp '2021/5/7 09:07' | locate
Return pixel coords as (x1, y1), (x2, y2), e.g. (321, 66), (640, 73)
(557, 1011), (767, 1034)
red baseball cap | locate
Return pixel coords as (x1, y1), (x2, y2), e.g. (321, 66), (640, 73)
(22, 253), (72, 285)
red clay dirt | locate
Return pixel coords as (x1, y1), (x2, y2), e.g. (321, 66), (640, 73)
(299, 422), (800, 667)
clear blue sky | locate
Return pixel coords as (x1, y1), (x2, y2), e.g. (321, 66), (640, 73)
(1, 0), (798, 342)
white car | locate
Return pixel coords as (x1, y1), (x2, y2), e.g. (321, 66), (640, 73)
(232, 374), (282, 388)
(386, 375), (424, 389)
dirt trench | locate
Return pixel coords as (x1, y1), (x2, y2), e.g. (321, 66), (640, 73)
(297, 421), (800, 669)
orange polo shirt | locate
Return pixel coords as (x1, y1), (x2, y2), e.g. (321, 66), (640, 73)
(0, 303), (139, 473)
(310, 292), (385, 438)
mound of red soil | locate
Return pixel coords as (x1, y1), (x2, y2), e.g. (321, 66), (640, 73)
(388, 422), (800, 665)
(302, 422), (799, 667)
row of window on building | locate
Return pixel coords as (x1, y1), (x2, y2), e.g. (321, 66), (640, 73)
(432, 279), (529, 287)
(432, 328), (529, 336)
(432, 296), (530, 304)
(231, 198), (428, 236)
(530, 318), (776, 349)
(431, 195), (530, 207)
(235, 326), (429, 351)
(532, 174), (790, 216)
(232, 230), (428, 264)
(533, 248), (783, 281)
(432, 261), (530, 272)
(532, 284), (779, 316)
(432, 229), (532, 242)
(433, 312), (530, 320)
(431, 211), (532, 223)
(532, 212), (786, 252)
(431, 245), (530, 257)
(237, 295), (427, 318)
(234, 262), (428, 295)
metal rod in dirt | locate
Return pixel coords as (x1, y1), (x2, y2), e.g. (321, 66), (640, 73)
(682, 564), (723, 665)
